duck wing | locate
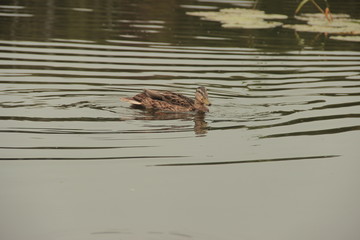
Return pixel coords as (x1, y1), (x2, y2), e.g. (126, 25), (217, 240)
(144, 89), (194, 107)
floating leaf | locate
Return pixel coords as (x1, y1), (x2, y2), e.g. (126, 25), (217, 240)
(188, 8), (287, 29)
(284, 13), (360, 34)
(330, 35), (360, 42)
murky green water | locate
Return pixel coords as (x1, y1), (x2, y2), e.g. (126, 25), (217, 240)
(1, 0), (360, 240)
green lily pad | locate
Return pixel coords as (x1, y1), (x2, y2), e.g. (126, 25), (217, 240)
(284, 13), (360, 34)
(187, 8), (287, 29)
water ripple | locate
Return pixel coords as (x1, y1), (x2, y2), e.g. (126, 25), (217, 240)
(1, 15), (359, 162)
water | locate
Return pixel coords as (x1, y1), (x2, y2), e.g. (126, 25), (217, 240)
(1, 0), (360, 240)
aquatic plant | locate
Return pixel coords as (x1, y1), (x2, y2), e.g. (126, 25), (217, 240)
(187, 2), (360, 42)
(187, 8), (287, 29)
(284, 13), (360, 35)
(295, 0), (332, 22)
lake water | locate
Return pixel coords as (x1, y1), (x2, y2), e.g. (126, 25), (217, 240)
(1, 0), (360, 240)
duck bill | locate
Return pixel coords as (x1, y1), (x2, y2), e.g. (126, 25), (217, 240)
(203, 98), (211, 106)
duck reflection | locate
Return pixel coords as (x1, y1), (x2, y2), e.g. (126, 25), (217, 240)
(125, 107), (208, 135)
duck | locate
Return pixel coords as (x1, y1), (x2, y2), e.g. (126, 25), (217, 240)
(121, 86), (211, 113)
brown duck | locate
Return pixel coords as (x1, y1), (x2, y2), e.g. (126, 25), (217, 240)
(121, 87), (211, 113)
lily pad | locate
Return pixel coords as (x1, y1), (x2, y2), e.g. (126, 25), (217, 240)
(284, 13), (360, 34)
(330, 35), (360, 42)
(187, 8), (287, 29)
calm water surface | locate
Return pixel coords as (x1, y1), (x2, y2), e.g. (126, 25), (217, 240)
(0, 0), (360, 240)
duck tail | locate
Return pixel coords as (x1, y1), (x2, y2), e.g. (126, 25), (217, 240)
(120, 97), (142, 105)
